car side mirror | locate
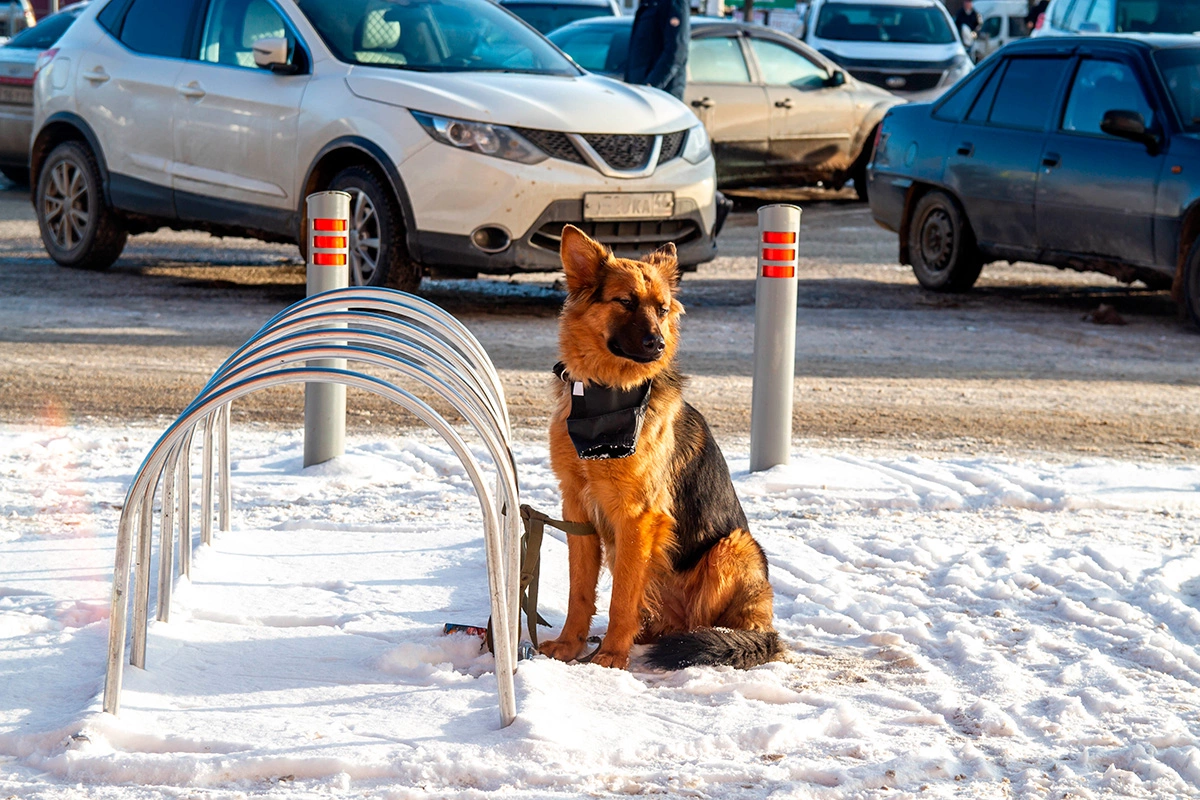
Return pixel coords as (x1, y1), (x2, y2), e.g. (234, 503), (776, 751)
(252, 37), (298, 75)
(825, 70), (846, 87)
(1100, 109), (1161, 154)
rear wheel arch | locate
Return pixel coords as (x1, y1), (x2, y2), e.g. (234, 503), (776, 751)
(301, 138), (420, 263)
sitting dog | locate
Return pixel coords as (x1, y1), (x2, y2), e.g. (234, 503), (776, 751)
(539, 225), (781, 671)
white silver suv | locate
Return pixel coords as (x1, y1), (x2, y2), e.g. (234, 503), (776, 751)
(31, 0), (718, 290)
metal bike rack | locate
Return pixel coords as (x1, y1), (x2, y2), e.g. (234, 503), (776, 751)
(103, 288), (522, 727)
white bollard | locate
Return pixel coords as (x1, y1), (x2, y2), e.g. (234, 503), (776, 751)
(750, 204), (801, 473)
(304, 191), (350, 467)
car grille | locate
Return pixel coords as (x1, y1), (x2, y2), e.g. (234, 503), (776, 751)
(514, 128), (585, 164)
(515, 128), (689, 171)
(850, 70), (943, 92)
(581, 134), (654, 170)
(658, 129), (686, 164)
(531, 218), (702, 256)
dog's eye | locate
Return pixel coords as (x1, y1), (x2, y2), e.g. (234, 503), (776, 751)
(657, 305), (670, 319)
(617, 297), (638, 311)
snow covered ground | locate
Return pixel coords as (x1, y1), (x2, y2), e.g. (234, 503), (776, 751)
(2, 422), (1199, 799)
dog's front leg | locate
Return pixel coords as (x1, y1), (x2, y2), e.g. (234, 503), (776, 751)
(592, 510), (672, 670)
(540, 494), (601, 662)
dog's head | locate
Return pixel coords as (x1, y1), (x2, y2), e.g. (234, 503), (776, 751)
(557, 225), (684, 388)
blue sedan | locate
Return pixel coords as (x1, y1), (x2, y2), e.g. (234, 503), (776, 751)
(867, 35), (1200, 328)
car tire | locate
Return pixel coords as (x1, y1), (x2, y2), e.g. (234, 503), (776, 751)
(36, 141), (127, 271)
(1, 166), (30, 186)
(328, 166), (422, 293)
(1183, 238), (1200, 331)
(850, 132), (875, 203)
(908, 190), (983, 292)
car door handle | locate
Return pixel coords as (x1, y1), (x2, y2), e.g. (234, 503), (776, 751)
(82, 68), (109, 84)
(691, 97), (715, 109)
(1042, 152), (1061, 169)
(956, 142), (974, 157)
(774, 98), (795, 109)
(177, 82), (206, 99)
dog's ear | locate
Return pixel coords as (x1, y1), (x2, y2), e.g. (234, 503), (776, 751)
(645, 241), (680, 289)
(560, 225), (608, 295)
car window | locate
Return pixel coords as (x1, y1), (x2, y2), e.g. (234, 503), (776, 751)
(1050, 0), (1076, 27)
(965, 60), (1002, 122)
(119, 0), (202, 58)
(986, 56), (1070, 130)
(1116, 0), (1200, 33)
(933, 58), (995, 121)
(1082, 0), (1113, 29)
(1155, 47), (1200, 133)
(200, 0), (293, 68)
(295, 0), (579, 75)
(980, 15), (1001, 37)
(500, 2), (613, 35)
(1008, 16), (1030, 37)
(549, 25), (626, 73)
(748, 38), (826, 89)
(1061, 59), (1153, 135)
(814, 2), (956, 44)
(5, 8), (76, 50)
(688, 36), (750, 83)
(1065, 0), (1093, 29)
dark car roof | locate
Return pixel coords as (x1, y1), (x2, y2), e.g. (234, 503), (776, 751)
(1003, 33), (1200, 55)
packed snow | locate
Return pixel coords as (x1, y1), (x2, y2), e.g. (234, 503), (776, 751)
(2, 421), (1199, 799)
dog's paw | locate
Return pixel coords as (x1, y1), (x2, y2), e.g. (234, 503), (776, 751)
(589, 649), (630, 670)
(540, 636), (586, 662)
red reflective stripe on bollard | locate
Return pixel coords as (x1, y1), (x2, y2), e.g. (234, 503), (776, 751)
(762, 264), (795, 278)
(761, 247), (795, 261)
(312, 252), (347, 266)
(762, 231), (796, 244)
(313, 235), (347, 249)
(312, 218), (347, 231)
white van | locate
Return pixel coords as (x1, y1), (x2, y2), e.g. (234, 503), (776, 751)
(970, 0), (1030, 61)
(1033, 0), (1200, 37)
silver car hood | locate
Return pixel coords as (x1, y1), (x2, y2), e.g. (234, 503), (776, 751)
(346, 69), (697, 134)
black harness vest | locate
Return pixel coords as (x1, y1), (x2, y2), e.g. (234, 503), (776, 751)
(554, 362), (652, 460)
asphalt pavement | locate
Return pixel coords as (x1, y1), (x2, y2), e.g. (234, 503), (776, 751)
(2, 181), (1198, 460)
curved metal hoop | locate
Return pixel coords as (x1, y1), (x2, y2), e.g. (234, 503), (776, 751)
(104, 289), (522, 728)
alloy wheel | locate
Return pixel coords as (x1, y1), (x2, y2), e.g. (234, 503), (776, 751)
(42, 159), (89, 252)
(347, 188), (381, 285)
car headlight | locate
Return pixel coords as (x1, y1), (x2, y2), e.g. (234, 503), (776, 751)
(944, 54), (972, 85)
(412, 112), (547, 165)
(681, 123), (711, 165)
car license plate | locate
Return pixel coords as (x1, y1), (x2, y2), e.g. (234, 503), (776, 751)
(0, 85), (31, 105)
(583, 192), (674, 221)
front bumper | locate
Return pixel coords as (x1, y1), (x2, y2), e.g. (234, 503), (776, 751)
(419, 198), (715, 275)
(398, 137), (717, 272)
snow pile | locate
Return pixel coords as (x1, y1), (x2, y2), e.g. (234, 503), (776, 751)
(1, 423), (1199, 799)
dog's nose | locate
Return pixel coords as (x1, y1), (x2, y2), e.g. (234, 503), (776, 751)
(643, 334), (665, 355)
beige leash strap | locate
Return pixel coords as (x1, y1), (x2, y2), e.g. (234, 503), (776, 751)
(487, 504), (597, 653)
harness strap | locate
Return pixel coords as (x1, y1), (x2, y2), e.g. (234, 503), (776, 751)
(486, 504), (597, 653)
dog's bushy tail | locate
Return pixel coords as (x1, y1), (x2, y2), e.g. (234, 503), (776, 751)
(645, 628), (784, 670)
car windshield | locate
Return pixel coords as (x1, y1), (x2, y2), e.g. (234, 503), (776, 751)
(294, 0), (580, 75)
(501, 2), (612, 35)
(4, 8), (78, 49)
(1154, 47), (1200, 132)
(815, 2), (956, 43)
(1116, 0), (1200, 34)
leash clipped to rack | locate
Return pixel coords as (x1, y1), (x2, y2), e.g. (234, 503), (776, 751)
(485, 504), (596, 652)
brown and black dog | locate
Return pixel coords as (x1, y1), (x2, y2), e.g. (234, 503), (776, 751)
(540, 225), (782, 671)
